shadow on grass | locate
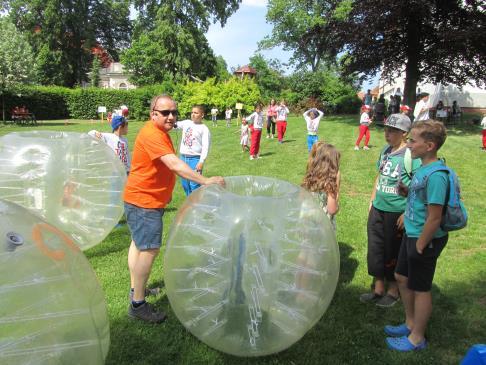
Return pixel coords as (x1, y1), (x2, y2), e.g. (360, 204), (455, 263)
(104, 249), (484, 365)
(337, 242), (359, 285)
(259, 152), (275, 157)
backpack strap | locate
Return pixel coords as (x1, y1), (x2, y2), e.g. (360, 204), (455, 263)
(422, 163), (450, 206)
(403, 148), (412, 178)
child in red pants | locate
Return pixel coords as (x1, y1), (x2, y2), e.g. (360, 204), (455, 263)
(355, 105), (372, 150)
(276, 100), (290, 143)
(246, 103), (264, 159)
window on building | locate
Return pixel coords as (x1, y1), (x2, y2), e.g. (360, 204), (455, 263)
(119, 83), (127, 90)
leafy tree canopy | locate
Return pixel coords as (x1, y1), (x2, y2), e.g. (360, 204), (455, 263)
(249, 54), (286, 101)
(330, 0), (486, 104)
(121, 17), (218, 86)
(262, 0), (485, 106)
(260, 0), (336, 71)
(132, 0), (241, 36)
(214, 56), (231, 82)
(123, 1), (241, 85)
(3, 0), (131, 87)
(0, 17), (36, 120)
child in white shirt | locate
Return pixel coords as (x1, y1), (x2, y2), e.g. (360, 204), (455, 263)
(355, 105), (372, 150)
(175, 105), (211, 196)
(239, 119), (250, 152)
(88, 115), (130, 173)
(303, 108), (324, 152)
(225, 107), (233, 127)
(246, 104), (265, 160)
(276, 100), (290, 143)
(211, 107), (218, 127)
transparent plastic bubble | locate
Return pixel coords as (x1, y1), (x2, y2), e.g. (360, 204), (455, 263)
(0, 131), (127, 250)
(0, 199), (109, 364)
(164, 176), (340, 357)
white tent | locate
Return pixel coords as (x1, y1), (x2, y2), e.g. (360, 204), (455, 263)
(379, 75), (486, 109)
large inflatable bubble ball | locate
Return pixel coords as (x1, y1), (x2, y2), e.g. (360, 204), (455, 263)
(0, 199), (109, 364)
(165, 176), (340, 357)
(0, 131), (127, 250)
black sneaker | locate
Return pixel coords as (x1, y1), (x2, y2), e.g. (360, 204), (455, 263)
(128, 302), (167, 323)
(376, 294), (400, 308)
(128, 287), (161, 302)
(359, 292), (383, 303)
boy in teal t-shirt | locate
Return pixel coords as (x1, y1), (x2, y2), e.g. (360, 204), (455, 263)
(360, 114), (421, 308)
(385, 120), (449, 352)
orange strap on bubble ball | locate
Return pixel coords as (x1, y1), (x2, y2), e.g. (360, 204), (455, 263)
(32, 222), (80, 261)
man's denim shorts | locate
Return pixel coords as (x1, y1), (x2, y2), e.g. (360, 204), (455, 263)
(124, 202), (164, 250)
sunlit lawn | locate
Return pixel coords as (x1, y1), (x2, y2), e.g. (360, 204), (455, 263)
(1, 115), (484, 364)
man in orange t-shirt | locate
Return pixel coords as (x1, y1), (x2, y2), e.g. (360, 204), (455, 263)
(124, 95), (225, 323)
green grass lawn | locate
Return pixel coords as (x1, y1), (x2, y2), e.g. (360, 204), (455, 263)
(1, 116), (485, 364)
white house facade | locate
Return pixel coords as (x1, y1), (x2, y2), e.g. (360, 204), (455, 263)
(99, 62), (136, 90)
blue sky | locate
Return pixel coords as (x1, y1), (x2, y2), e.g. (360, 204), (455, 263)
(206, 0), (290, 72)
(205, 0), (377, 90)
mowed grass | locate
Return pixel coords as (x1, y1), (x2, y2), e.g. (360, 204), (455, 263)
(1, 115), (485, 365)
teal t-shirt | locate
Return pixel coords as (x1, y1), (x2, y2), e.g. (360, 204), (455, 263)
(404, 160), (448, 238)
(372, 145), (421, 212)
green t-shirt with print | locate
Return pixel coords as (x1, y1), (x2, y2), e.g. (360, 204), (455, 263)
(372, 145), (422, 212)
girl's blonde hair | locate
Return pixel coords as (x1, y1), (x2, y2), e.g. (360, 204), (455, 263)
(301, 141), (341, 197)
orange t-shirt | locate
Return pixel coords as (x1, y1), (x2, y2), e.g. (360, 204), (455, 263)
(123, 121), (176, 208)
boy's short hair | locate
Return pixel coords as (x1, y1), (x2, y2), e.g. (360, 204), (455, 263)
(192, 104), (205, 114)
(412, 119), (447, 150)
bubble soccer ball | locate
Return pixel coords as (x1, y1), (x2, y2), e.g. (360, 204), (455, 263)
(0, 131), (127, 250)
(164, 176), (340, 357)
(0, 199), (109, 364)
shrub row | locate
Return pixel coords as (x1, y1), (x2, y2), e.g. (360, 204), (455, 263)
(2, 77), (359, 121)
(1, 78), (261, 121)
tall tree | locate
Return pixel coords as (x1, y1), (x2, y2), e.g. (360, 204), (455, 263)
(249, 54), (286, 100)
(260, 0), (336, 71)
(214, 56), (231, 82)
(121, 18), (218, 85)
(122, 0), (242, 85)
(328, 0), (485, 105)
(132, 0), (241, 35)
(89, 56), (102, 87)
(0, 17), (36, 121)
(4, 0), (131, 87)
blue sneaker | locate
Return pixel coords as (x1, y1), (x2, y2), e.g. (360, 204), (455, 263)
(384, 323), (411, 337)
(386, 336), (427, 352)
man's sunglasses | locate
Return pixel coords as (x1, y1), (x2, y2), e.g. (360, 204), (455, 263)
(153, 109), (178, 117)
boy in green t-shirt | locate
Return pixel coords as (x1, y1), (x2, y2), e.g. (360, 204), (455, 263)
(385, 120), (449, 352)
(360, 114), (421, 308)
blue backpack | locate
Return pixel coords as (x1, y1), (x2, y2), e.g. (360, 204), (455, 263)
(423, 162), (468, 231)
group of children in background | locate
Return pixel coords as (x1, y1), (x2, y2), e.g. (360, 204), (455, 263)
(91, 99), (468, 353)
(239, 100), (290, 159)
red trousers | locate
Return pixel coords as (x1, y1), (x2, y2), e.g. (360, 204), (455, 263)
(250, 128), (262, 156)
(355, 124), (370, 147)
(483, 129), (486, 148)
(276, 120), (287, 141)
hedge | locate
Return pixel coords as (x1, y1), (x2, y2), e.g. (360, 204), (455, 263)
(1, 78), (262, 121)
(1, 78), (358, 121)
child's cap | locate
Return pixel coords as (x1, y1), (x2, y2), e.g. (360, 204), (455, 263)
(385, 113), (412, 132)
(400, 104), (411, 112)
(361, 104), (371, 110)
(111, 115), (126, 131)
